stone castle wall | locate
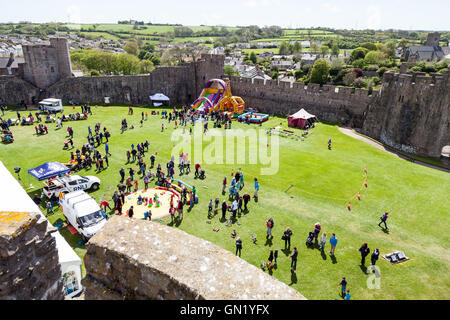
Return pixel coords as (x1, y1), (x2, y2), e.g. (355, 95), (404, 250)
(42, 54), (224, 106)
(228, 76), (377, 128)
(0, 211), (64, 300)
(82, 216), (306, 300)
(362, 70), (450, 157)
(0, 75), (39, 105)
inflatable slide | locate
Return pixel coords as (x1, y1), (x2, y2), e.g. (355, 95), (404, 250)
(191, 78), (245, 115)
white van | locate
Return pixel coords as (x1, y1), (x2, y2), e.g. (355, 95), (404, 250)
(39, 98), (63, 113)
(60, 191), (107, 242)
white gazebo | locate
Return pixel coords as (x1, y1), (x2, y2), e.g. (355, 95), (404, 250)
(149, 93), (170, 106)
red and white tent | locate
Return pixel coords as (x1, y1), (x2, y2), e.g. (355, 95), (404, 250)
(288, 108), (316, 128)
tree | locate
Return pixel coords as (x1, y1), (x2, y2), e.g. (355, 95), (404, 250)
(293, 41), (302, 53)
(384, 40), (397, 58)
(350, 47), (369, 62)
(123, 40), (139, 56)
(331, 43), (339, 56)
(139, 59), (155, 73)
(310, 58), (330, 85)
(398, 38), (409, 55)
(364, 51), (385, 65)
(249, 52), (257, 64)
(224, 65), (239, 77)
(361, 42), (377, 51)
(310, 42), (319, 53)
(278, 41), (290, 55)
(320, 45), (329, 57)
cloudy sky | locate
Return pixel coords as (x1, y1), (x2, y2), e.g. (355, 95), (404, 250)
(1, 0), (449, 30)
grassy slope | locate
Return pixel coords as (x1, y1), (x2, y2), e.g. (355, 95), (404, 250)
(0, 106), (448, 300)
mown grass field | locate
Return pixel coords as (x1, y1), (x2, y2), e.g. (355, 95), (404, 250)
(0, 106), (449, 300)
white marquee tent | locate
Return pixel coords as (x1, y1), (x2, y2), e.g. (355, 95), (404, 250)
(149, 93), (170, 106)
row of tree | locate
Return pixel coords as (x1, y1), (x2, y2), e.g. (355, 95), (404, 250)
(71, 49), (154, 75)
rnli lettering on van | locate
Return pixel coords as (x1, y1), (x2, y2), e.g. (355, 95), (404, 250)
(73, 184), (87, 191)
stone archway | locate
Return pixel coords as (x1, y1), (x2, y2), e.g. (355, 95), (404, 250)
(122, 86), (132, 103)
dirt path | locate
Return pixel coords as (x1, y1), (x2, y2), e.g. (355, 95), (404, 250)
(338, 127), (450, 174)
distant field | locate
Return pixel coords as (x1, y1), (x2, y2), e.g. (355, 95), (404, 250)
(65, 23), (238, 36)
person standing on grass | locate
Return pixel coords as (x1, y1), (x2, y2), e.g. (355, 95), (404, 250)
(378, 212), (389, 230)
(243, 193), (250, 211)
(144, 175), (149, 190)
(126, 177), (132, 193)
(313, 222), (321, 242)
(105, 143), (110, 156)
(359, 243), (370, 266)
(283, 227), (293, 249)
(339, 277), (347, 297)
(235, 237), (242, 257)
(371, 248), (380, 266)
(119, 168), (125, 183)
(274, 249), (278, 266)
(328, 138), (332, 150)
(231, 199), (238, 220)
(129, 167), (134, 181)
(344, 290), (351, 300)
(254, 178), (259, 200)
(266, 218), (274, 239)
(221, 200), (228, 220)
(329, 233), (337, 255)
(222, 176), (227, 194)
(289, 247), (298, 271)
(178, 200), (184, 220)
(268, 249), (274, 266)
(46, 201), (53, 215)
(208, 199), (213, 215)
(320, 232), (327, 252)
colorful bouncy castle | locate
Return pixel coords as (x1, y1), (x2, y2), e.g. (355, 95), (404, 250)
(191, 78), (245, 115)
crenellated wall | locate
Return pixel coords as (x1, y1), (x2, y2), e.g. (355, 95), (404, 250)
(362, 70), (450, 158)
(228, 76), (376, 128)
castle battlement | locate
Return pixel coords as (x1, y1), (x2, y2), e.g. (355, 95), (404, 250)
(383, 70), (449, 87)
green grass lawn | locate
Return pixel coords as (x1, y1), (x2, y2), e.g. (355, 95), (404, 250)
(0, 106), (449, 300)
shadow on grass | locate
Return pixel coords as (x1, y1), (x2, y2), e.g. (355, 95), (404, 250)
(321, 250), (327, 260)
(360, 264), (367, 273)
(289, 270), (297, 285)
(331, 255), (338, 264)
(380, 227), (390, 234)
(281, 248), (291, 256)
(264, 237), (273, 247)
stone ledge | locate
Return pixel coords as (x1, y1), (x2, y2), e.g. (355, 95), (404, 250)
(84, 216), (306, 300)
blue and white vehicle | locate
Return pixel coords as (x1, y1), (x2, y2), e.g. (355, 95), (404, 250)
(42, 174), (101, 198)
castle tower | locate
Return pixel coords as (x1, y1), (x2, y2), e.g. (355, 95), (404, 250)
(22, 38), (72, 90)
(425, 32), (440, 47)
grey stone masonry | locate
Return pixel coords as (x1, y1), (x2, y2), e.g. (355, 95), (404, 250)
(0, 211), (64, 300)
(83, 215), (306, 300)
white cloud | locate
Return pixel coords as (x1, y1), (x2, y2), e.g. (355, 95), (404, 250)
(366, 5), (381, 29)
(245, 0), (281, 8)
(322, 2), (341, 14)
